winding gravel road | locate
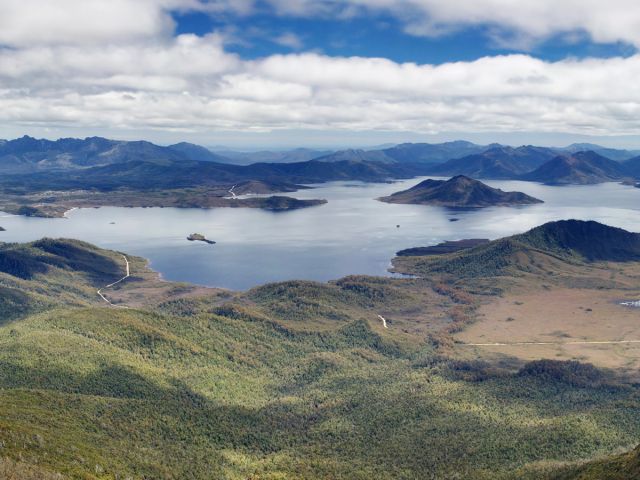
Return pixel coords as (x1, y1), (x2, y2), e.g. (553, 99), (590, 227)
(97, 254), (130, 308)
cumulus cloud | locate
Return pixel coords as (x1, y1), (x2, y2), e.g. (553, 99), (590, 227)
(4, 0), (640, 49)
(273, 33), (304, 50)
(0, 0), (253, 47)
(263, 0), (640, 48)
(1, 0), (640, 137)
(2, 31), (640, 135)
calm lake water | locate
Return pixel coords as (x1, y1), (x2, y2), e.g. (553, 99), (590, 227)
(1, 178), (640, 290)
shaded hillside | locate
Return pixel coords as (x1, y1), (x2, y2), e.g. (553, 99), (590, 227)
(167, 142), (230, 163)
(426, 145), (557, 179)
(522, 151), (629, 184)
(517, 220), (640, 261)
(0, 238), (124, 283)
(313, 148), (396, 164)
(214, 148), (334, 165)
(623, 155), (640, 178)
(379, 175), (543, 207)
(393, 220), (640, 278)
(0, 238), (129, 321)
(0, 159), (243, 191)
(381, 141), (491, 164)
(0, 156), (425, 193)
(554, 445), (640, 480)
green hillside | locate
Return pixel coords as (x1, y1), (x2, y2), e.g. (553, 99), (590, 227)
(1, 235), (640, 479)
(393, 220), (640, 279)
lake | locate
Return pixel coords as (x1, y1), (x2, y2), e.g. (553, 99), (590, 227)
(1, 178), (639, 290)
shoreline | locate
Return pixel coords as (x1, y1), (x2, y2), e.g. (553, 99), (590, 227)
(63, 207), (78, 218)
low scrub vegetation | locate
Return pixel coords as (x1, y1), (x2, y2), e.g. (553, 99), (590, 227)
(0, 235), (639, 479)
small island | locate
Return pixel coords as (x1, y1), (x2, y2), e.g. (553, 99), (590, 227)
(187, 233), (216, 245)
(378, 175), (543, 207)
(0, 226), (5, 231)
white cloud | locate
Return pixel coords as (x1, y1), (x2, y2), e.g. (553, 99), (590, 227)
(0, 0), (253, 47)
(4, 0), (640, 50)
(2, 32), (640, 136)
(273, 32), (304, 50)
(1, 0), (640, 138)
(262, 0), (640, 48)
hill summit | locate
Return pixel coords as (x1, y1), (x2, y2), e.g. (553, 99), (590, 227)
(515, 219), (640, 261)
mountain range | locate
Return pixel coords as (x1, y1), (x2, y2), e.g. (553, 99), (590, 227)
(0, 136), (226, 174)
(1, 136), (640, 192)
(426, 147), (640, 184)
(0, 137), (429, 192)
(425, 145), (558, 179)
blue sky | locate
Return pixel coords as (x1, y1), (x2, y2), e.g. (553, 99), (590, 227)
(174, 9), (637, 65)
(2, 0), (640, 149)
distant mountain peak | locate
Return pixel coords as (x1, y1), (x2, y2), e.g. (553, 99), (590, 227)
(522, 150), (628, 184)
(426, 145), (557, 179)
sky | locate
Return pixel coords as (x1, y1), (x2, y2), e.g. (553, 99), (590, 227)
(2, 0), (640, 149)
